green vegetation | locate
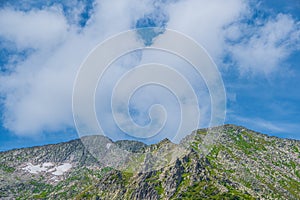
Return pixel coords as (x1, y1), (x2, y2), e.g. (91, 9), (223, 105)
(292, 146), (299, 153)
(155, 183), (164, 195)
(33, 191), (48, 199)
(179, 181), (255, 200)
(0, 163), (15, 173)
(122, 171), (133, 185)
(296, 170), (300, 179)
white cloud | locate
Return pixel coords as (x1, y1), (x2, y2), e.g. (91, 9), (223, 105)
(0, 0), (155, 136)
(0, 0), (299, 139)
(167, 0), (247, 62)
(0, 7), (69, 50)
(227, 13), (300, 75)
(167, 0), (300, 76)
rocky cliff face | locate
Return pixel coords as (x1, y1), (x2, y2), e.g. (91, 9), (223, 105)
(0, 124), (299, 199)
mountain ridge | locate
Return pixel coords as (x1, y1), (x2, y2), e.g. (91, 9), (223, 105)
(2, 124), (297, 153)
(0, 124), (299, 199)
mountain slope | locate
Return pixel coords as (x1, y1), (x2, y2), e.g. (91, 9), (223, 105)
(0, 124), (299, 199)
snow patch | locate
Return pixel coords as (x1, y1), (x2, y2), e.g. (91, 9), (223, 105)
(22, 162), (72, 176)
(52, 163), (72, 176)
(22, 163), (47, 174)
(43, 162), (54, 167)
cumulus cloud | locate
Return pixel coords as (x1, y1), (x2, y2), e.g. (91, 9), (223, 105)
(0, 0), (155, 136)
(167, 0), (247, 61)
(0, 0), (299, 139)
(0, 6), (69, 50)
(226, 13), (300, 75)
(166, 0), (300, 75)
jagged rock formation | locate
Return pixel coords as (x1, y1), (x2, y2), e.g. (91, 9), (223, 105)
(0, 124), (299, 199)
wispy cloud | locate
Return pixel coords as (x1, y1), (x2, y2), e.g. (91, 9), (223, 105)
(229, 114), (300, 138)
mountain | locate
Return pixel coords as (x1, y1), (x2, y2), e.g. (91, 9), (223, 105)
(0, 124), (299, 199)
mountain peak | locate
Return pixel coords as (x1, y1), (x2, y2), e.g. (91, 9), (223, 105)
(159, 138), (171, 144)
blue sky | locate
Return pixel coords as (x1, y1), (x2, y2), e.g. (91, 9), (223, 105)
(0, 0), (299, 151)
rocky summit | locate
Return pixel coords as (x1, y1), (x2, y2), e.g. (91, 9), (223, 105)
(0, 124), (300, 199)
